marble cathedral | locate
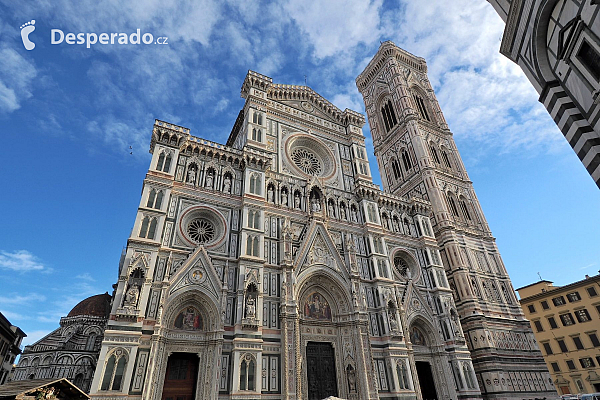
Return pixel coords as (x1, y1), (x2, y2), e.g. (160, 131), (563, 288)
(88, 42), (556, 400)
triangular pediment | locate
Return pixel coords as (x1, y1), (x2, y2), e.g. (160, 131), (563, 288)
(403, 281), (435, 319)
(168, 246), (223, 304)
(294, 222), (349, 281)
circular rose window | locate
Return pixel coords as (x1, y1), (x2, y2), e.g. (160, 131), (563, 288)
(179, 206), (226, 248)
(291, 148), (323, 176)
(286, 134), (336, 179)
(187, 218), (215, 244)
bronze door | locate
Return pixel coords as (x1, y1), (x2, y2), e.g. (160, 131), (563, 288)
(306, 342), (338, 400)
(161, 353), (199, 400)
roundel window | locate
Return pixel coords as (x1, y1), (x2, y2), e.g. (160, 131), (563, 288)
(394, 255), (409, 276)
(187, 218), (215, 244)
(286, 135), (336, 179)
(179, 206), (226, 247)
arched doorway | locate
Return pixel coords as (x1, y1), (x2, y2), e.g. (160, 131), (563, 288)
(409, 323), (441, 400)
(161, 353), (199, 400)
(306, 342), (338, 400)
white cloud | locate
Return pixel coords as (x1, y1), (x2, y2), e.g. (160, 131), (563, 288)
(0, 250), (48, 272)
(0, 47), (37, 113)
(284, 0), (383, 59)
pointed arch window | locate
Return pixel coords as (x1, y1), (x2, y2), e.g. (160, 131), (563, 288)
(380, 100), (398, 132)
(391, 160), (401, 179)
(441, 149), (452, 169)
(414, 94), (431, 121)
(156, 153), (165, 171)
(248, 210), (260, 229)
(100, 350), (127, 391)
(401, 149), (412, 171)
(430, 144), (440, 164)
(139, 216), (158, 239)
(240, 356), (256, 391)
(459, 199), (472, 221)
(146, 189), (164, 209)
(249, 173), (262, 195)
(447, 195), (460, 217)
(396, 360), (410, 389)
(463, 363), (476, 389)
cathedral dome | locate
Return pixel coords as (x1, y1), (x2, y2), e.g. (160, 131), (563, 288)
(67, 293), (111, 318)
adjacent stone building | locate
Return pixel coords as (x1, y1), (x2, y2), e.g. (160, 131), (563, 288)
(0, 312), (26, 385)
(11, 293), (111, 393)
(517, 275), (600, 395)
(84, 43), (556, 400)
(486, 0), (600, 187)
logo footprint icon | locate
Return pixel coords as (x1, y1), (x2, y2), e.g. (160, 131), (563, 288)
(20, 20), (36, 50)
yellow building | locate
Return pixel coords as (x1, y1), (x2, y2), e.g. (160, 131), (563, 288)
(518, 276), (600, 395)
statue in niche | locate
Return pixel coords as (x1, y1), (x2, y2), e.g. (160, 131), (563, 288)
(328, 202), (335, 217)
(205, 170), (214, 188)
(340, 205), (347, 220)
(246, 296), (256, 319)
(294, 193), (301, 209)
(388, 309), (399, 332)
(351, 207), (358, 222)
(281, 191), (288, 206)
(123, 284), (140, 308)
(311, 197), (321, 212)
(223, 175), (231, 193)
(267, 186), (274, 203)
(346, 365), (357, 393)
(187, 166), (196, 184)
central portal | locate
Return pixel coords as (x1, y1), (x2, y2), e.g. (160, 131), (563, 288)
(415, 361), (438, 400)
(161, 353), (199, 400)
(306, 342), (338, 400)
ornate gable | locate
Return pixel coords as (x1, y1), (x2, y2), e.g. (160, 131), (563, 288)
(168, 246), (223, 305)
(294, 222), (349, 282)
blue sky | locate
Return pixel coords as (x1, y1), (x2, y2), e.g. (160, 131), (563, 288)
(1, 0), (599, 346)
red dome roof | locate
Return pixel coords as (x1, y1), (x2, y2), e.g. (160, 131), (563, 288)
(67, 293), (111, 318)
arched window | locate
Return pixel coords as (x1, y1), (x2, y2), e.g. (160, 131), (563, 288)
(156, 153), (165, 171)
(85, 333), (97, 351)
(100, 350), (127, 391)
(258, 114), (262, 125)
(380, 100), (398, 132)
(401, 149), (412, 171)
(463, 363), (475, 389)
(163, 154), (172, 173)
(396, 360), (410, 389)
(248, 210), (260, 229)
(249, 173), (261, 195)
(253, 237), (260, 257)
(155, 191), (164, 209)
(430, 144), (440, 164)
(148, 218), (157, 239)
(459, 198), (472, 221)
(239, 356), (256, 391)
(441, 149), (452, 169)
(441, 320), (451, 340)
(413, 94), (431, 121)
(391, 160), (401, 179)
(252, 112), (258, 124)
(139, 216), (150, 238)
(146, 189), (156, 208)
(447, 195), (460, 217)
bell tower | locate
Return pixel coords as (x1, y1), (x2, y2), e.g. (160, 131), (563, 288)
(357, 41), (555, 399)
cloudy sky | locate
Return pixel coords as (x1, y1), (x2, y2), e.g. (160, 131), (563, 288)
(1, 0), (599, 346)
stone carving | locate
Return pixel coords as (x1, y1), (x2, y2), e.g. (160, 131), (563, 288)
(123, 284), (140, 308)
(205, 170), (214, 188)
(223, 175), (231, 193)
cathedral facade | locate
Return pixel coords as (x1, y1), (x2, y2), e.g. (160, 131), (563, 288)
(88, 43), (555, 400)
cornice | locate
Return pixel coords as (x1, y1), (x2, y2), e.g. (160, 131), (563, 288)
(356, 41), (427, 91)
(500, 0), (525, 59)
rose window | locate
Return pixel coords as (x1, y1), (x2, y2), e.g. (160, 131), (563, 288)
(394, 256), (409, 276)
(187, 218), (215, 244)
(291, 148), (323, 176)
